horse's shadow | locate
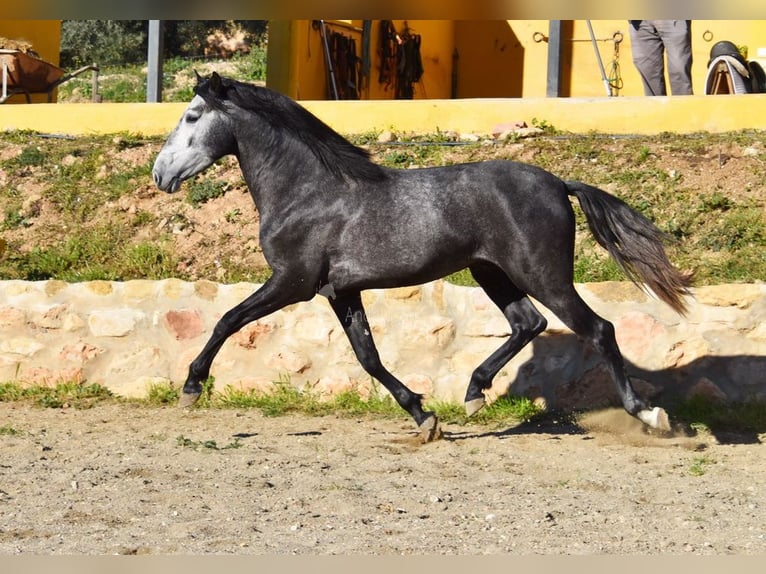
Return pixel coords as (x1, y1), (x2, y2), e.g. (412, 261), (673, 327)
(450, 333), (766, 445)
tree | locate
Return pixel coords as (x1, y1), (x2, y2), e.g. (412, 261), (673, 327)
(60, 20), (268, 69)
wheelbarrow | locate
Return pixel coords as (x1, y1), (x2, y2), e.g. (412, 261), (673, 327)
(1, 49), (99, 103)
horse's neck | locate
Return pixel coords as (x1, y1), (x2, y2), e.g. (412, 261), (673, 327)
(234, 144), (320, 217)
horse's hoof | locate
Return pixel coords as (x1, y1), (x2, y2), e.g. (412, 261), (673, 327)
(178, 392), (201, 409)
(418, 416), (443, 443)
(637, 407), (671, 432)
(465, 397), (486, 417)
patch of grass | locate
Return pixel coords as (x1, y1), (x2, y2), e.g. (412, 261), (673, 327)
(2, 205), (28, 230)
(0, 125), (764, 286)
(0, 382), (27, 402)
(123, 241), (179, 279)
(573, 250), (627, 283)
(426, 395), (543, 427)
(144, 381), (180, 405)
(99, 73), (147, 103)
(330, 387), (403, 418)
(688, 455), (715, 477)
(698, 192), (734, 212)
(0, 380), (113, 408)
(531, 117), (557, 134)
(5, 225), (177, 281)
(444, 268), (476, 287)
(232, 47), (269, 82)
(0, 425), (21, 436)
(186, 178), (226, 206)
(635, 145), (652, 164)
(15, 146), (46, 168)
(1, 377), (765, 438)
(193, 378), (405, 420)
(214, 379), (324, 416)
(58, 52), (269, 104)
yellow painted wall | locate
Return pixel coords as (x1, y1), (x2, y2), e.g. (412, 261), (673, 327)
(0, 19), (62, 103)
(3, 96), (766, 138)
(268, 20), (456, 100)
(269, 20), (766, 100)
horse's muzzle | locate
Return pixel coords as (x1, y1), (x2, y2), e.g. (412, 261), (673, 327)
(152, 170), (182, 193)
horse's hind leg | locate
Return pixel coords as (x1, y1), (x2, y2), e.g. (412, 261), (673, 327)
(539, 285), (671, 431)
(464, 263), (548, 416)
(328, 290), (441, 442)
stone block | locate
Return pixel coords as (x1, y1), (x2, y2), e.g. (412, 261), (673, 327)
(194, 280), (219, 300)
(88, 309), (144, 337)
(44, 280), (67, 297)
(402, 373), (434, 396)
(124, 280), (157, 301)
(164, 309), (205, 340)
(113, 376), (172, 399)
(59, 341), (103, 364)
(384, 286), (422, 301)
(86, 281), (113, 296)
(266, 348), (312, 374)
(0, 336), (44, 357)
(687, 377), (728, 402)
(664, 337), (710, 369)
(695, 284), (763, 309)
(0, 305), (26, 328)
(583, 281), (648, 305)
(615, 311), (667, 362)
(403, 315), (456, 349)
(161, 278), (188, 300)
(233, 319), (276, 349)
(34, 304), (69, 329)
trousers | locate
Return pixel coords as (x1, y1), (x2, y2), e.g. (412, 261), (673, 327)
(629, 20), (693, 95)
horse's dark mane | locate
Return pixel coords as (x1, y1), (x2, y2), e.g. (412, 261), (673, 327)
(197, 75), (387, 182)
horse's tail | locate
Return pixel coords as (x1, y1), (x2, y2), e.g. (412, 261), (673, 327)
(565, 180), (694, 315)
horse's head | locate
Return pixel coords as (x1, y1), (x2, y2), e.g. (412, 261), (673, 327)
(152, 72), (235, 193)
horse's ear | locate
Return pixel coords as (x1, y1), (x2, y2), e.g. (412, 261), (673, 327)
(210, 71), (224, 95)
(194, 70), (204, 85)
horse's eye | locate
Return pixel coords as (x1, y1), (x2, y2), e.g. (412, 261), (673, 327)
(186, 114), (199, 123)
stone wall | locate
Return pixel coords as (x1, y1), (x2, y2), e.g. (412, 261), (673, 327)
(1, 279), (764, 408)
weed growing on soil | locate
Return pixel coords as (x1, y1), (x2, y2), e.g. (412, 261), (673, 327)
(0, 380), (112, 408)
(0, 425), (21, 436)
(426, 395), (543, 427)
(1, 130), (763, 285)
(1, 379), (765, 437)
(688, 455), (715, 476)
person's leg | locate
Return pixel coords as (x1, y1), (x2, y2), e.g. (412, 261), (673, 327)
(657, 20), (693, 95)
(629, 21), (667, 95)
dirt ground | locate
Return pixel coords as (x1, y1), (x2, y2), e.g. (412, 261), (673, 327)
(1, 401), (763, 555)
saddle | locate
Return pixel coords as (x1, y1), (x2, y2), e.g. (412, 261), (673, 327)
(704, 40), (766, 94)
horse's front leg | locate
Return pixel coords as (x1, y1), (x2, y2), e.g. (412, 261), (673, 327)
(179, 276), (311, 407)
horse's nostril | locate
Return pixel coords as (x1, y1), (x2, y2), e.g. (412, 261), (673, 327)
(153, 172), (161, 186)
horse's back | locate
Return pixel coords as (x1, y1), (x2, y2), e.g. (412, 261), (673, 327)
(325, 158), (575, 291)
(388, 159), (573, 228)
